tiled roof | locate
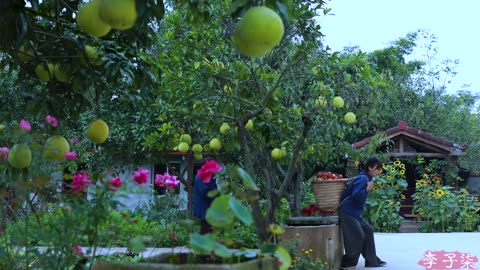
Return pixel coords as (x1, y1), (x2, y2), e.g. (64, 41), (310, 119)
(352, 121), (466, 156)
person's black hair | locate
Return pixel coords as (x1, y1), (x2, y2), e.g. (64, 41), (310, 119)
(360, 157), (383, 171)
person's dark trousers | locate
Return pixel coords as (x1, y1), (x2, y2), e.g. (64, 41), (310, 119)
(339, 209), (380, 267)
(200, 220), (213, 235)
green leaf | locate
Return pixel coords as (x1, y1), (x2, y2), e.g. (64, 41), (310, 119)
(150, 0), (165, 21)
(227, 0), (249, 16)
(268, 223), (285, 235)
(205, 195), (235, 229)
(189, 233), (216, 254)
(229, 197), (253, 225)
(275, 1), (289, 21)
(213, 242), (234, 258)
(236, 167), (259, 191)
(275, 245), (292, 270)
(127, 235), (152, 253)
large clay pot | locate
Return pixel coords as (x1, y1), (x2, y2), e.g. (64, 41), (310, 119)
(91, 253), (278, 270)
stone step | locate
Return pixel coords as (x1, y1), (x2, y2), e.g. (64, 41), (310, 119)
(399, 218), (420, 233)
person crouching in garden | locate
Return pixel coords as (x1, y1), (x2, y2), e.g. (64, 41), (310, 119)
(339, 157), (387, 269)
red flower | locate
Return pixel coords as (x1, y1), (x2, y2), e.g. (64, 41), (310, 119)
(64, 151), (77, 160)
(45, 115), (59, 128)
(20, 119), (31, 132)
(133, 168), (149, 184)
(72, 173), (92, 191)
(197, 159), (222, 183)
(301, 204), (322, 216)
(109, 177), (122, 191)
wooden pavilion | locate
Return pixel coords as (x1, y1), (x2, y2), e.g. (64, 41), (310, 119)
(350, 120), (467, 216)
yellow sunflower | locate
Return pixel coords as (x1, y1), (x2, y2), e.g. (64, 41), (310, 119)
(400, 170), (405, 175)
(400, 194), (406, 200)
(394, 160), (401, 166)
(387, 175), (392, 180)
(373, 186), (379, 192)
(429, 192), (436, 198)
(416, 182), (422, 188)
(400, 164), (405, 169)
(436, 189), (445, 197)
(390, 167), (396, 172)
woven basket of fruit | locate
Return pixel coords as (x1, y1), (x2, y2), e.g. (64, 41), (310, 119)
(312, 172), (350, 212)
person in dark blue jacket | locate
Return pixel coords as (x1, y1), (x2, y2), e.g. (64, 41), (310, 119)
(193, 174), (218, 234)
(339, 157), (386, 269)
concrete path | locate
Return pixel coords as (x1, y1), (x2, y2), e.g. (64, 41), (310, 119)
(86, 232), (480, 270)
(355, 232), (480, 270)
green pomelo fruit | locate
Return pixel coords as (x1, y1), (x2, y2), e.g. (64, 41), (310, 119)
(81, 46), (102, 65)
(220, 123), (231, 134)
(54, 64), (71, 82)
(192, 144), (203, 153)
(99, 0), (137, 30)
(178, 142), (189, 153)
(233, 6), (284, 57)
(180, 134), (192, 144)
(315, 97), (327, 107)
(271, 148), (282, 160)
(86, 119), (109, 144)
(344, 112), (356, 124)
(35, 63), (55, 82)
(245, 119), (254, 131)
(44, 135), (70, 161)
(76, 0), (111, 37)
(333, 96), (345, 109)
(209, 138), (222, 151)
(8, 144), (32, 169)
(18, 42), (34, 61)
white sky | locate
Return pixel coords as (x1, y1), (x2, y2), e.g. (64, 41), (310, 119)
(319, 0), (479, 95)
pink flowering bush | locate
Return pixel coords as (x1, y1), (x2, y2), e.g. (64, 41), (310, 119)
(0, 147), (9, 160)
(44, 115), (59, 128)
(19, 119), (31, 132)
(155, 172), (180, 188)
(0, 116), (185, 269)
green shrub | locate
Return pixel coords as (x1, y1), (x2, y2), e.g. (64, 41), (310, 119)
(364, 160), (408, 232)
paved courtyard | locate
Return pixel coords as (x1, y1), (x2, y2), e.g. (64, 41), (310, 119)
(355, 232), (480, 270)
(88, 232), (480, 270)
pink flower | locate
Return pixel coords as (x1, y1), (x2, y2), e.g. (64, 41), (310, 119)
(109, 177), (122, 191)
(197, 159), (222, 183)
(64, 151), (77, 160)
(44, 115), (58, 128)
(0, 147), (9, 160)
(20, 119), (31, 132)
(73, 245), (84, 254)
(155, 173), (180, 189)
(133, 168), (149, 184)
(72, 173), (92, 191)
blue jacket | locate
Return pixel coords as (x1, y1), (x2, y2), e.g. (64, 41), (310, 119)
(193, 175), (218, 220)
(339, 170), (372, 219)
